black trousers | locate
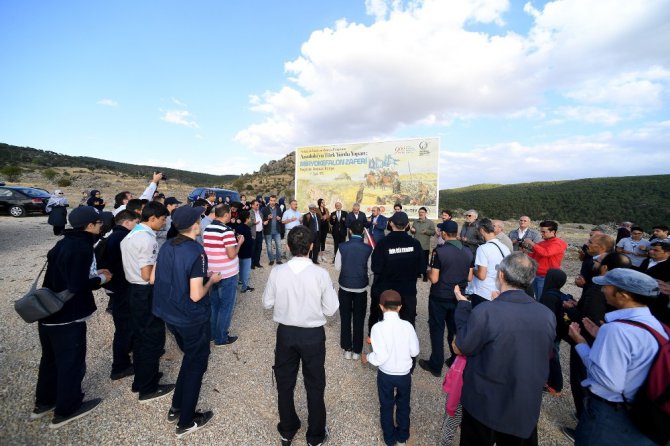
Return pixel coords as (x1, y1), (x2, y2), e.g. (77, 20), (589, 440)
(338, 289), (367, 354)
(427, 297), (457, 373)
(273, 324), (327, 445)
(310, 231), (320, 263)
(167, 321), (210, 428)
(460, 407), (538, 446)
(36, 321), (86, 417)
(111, 289), (134, 374)
(570, 345), (588, 418)
(252, 232), (263, 266)
(332, 232), (345, 259)
(128, 284), (165, 395)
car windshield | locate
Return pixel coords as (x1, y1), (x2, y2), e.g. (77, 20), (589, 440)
(14, 187), (50, 198)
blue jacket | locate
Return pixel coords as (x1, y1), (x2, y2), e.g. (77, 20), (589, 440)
(370, 214), (388, 242)
(455, 290), (555, 438)
(153, 236), (210, 327)
(338, 236), (372, 289)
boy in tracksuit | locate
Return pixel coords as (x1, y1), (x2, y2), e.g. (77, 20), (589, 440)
(362, 290), (420, 446)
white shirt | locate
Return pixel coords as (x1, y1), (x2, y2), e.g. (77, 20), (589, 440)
(263, 257), (339, 327)
(471, 239), (511, 300)
(253, 209), (263, 232)
(616, 237), (650, 267)
(283, 209), (302, 230)
(367, 311), (420, 375)
(120, 223), (157, 285)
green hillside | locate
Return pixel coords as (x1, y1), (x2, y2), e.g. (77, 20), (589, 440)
(440, 175), (670, 229)
(0, 143), (238, 186)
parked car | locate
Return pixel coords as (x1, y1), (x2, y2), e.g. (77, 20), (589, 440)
(0, 186), (51, 217)
(187, 187), (240, 205)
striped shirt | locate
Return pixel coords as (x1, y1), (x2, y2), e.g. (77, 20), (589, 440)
(203, 220), (238, 278)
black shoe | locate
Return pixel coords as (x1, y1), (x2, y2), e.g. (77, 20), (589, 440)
(445, 356), (456, 368)
(131, 372), (163, 393)
(255, 264), (263, 268)
(418, 359), (441, 377)
(110, 365), (134, 381)
(167, 407), (181, 424)
(560, 426), (576, 443)
(241, 287), (254, 293)
(214, 336), (238, 347)
(269, 261), (275, 265)
(307, 426), (330, 446)
(251, 266), (256, 270)
(312, 260), (320, 264)
(30, 403), (56, 420)
(49, 399), (102, 429)
(176, 410), (214, 438)
(276, 260), (283, 264)
(139, 384), (175, 403)
(280, 435), (293, 446)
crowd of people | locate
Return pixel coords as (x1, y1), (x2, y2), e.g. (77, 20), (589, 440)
(33, 176), (670, 446)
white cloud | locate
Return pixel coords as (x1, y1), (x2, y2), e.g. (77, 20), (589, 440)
(160, 110), (200, 129)
(171, 97), (187, 107)
(97, 99), (118, 107)
(439, 121), (670, 188)
(552, 106), (622, 126)
(235, 0), (670, 154)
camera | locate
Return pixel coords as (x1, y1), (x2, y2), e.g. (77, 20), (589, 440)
(155, 171), (167, 181)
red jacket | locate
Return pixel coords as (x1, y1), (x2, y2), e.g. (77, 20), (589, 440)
(528, 236), (568, 277)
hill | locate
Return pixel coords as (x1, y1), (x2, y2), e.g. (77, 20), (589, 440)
(440, 175), (670, 229)
(0, 143), (238, 186)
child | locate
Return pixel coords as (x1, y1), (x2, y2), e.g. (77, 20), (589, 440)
(439, 340), (466, 446)
(362, 290), (420, 446)
(539, 268), (569, 395)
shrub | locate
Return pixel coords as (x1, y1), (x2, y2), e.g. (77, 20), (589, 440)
(0, 165), (22, 181)
(42, 168), (58, 180)
(57, 177), (72, 187)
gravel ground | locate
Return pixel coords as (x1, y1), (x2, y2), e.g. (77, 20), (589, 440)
(0, 214), (589, 445)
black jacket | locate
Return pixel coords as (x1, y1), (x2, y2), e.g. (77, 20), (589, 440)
(371, 231), (423, 297)
(41, 230), (101, 324)
(96, 225), (131, 294)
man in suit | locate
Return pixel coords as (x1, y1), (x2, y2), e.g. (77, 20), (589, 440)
(454, 252), (555, 445)
(640, 241), (670, 325)
(345, 203), (367, 239)
(302, 203), (321, 264)
(368, 206), (388, 242)
(329, 201), (348, 263)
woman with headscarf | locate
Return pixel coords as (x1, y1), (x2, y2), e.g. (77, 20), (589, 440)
(46, 189), (69, 235)
(86, 190), (105, 212)
(539, 268), (569, 395)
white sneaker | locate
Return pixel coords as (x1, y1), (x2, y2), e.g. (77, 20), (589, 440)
(352, 353), (360, 360)
(344, 350), (352, 360)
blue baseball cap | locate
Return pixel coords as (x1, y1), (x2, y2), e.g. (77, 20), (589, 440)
(172, 206), (204, 230)
(592, 268), (660, 297)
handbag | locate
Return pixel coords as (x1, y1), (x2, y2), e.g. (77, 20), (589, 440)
(14, 259), (75, 323)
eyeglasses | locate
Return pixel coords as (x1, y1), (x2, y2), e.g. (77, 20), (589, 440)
(94, 220), (104, 225)
(466, 214), (473, 217)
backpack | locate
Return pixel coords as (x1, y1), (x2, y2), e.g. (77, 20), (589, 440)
(615, 319), (670, 445)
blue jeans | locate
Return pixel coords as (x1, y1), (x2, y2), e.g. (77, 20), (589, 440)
(377, 370), (411, 446)
(575, 396), (656, 446)
(239, 258), (252, 290)
(210, 275), (238, 344)
(265, 233), (282, 262)
(532, 276), (545, 300)
(167, 321), (210, 428)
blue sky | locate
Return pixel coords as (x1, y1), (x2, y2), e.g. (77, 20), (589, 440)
(1, 0), (668, 188)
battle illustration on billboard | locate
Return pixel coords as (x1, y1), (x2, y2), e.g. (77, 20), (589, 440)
(295, 138), (440, 219)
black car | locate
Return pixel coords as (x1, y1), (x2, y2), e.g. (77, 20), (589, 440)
(0, 186), (51, 217)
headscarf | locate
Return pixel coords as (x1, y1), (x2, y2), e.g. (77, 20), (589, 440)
(46, 190), (68, 212)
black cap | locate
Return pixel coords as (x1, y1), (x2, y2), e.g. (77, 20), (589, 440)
(164, 197), (182, 206)
(389, 211), (409, 227)
(172, 206), (204, 230)
(68, 206), (100, 228)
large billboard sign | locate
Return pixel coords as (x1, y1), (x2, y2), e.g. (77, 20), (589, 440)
(295, 137), (439, 219)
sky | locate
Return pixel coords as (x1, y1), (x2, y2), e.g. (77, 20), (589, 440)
(1, 0), (668, 189)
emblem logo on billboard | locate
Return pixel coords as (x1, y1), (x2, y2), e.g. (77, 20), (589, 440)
(419, 141), (430, 155)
